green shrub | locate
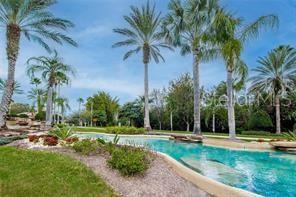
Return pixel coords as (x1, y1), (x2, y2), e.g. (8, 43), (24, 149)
(18, 113), (29, 118)
(35, 111), (46, 121)
(241, 130), (274, 136)
(96, 138), (106, 145)
(48, 124), (74, 140)
(0, 135), (27, 146)
(105, 126), (145, 135)
(107, 146), (150, 176)
(247, 110), (273, 131)
(72, 139), (102, 155)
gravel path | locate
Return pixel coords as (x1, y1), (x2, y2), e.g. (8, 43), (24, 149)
(9, 140), (209, 197)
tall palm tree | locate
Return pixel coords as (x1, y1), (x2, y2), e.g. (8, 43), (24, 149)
(113, 2), (172, 131)
(0, 0), (77, 128)
(249, 45), (296, 134)
(214, 9), (278, 139)
(161, 0), (219, 135)
(26, 52), (75, 126)
(77, 97), (84, 126)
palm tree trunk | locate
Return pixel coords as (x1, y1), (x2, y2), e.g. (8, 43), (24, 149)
(144, 62), (151, 131)
(212, 113), (215, 133)
(46, 86), (53, 127)
(0, 25), (21, 128)
(192, 51), (201, 135)
(186, 121), (190, 132)
(275, 95), (281, 134)
(227, 70), (236, 139)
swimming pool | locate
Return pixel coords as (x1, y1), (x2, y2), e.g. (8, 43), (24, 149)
(76, 133), (296, 197)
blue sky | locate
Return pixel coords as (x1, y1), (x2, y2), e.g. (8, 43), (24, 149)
(0, 0), (296, 112)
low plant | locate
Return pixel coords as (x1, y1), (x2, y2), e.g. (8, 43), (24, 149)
(35, 111), (46, 121)
(105, 126), (145, 135)
(28, 135), (39, 143)
(72, 139), (103, 155)
(65, 137), (79, 144)
(43, 136), (58, 146)
(49, 124), (74, 140)
(0, 135), (27, 146)
(18, 113), (29, 118)
(282, 131), (296, 141)
(107, 146), (150, 176)
(96, 138), (106, 145)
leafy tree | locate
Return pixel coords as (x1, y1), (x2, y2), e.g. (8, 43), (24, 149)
(214, 8), (278, 139)
(0, 0), (77, 128)
(113, 2), (172, 130)
(151, 88), (167, 130)
(9, 103), (31, 115)
(119, 100), (144, 127)
(162, 0), (219, 134)
(85, 91), (119, 126)
(249, 45), (296, 133)
(167, 73), (194, 131)
(27, 51), (75, 126)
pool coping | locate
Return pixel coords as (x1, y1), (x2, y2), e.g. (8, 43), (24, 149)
(76, 132), (274, 151)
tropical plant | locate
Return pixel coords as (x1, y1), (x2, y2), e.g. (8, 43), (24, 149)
(214, 8), (278, 139)
(162, 0), (220, 134)
(27, 51), (76, 126)
(113, 2), (172, 130)
(0, 79), (23, 95)
(282, 131), (296, 141)
(249, 45), (296, 134)
(0, 0), (77, 128)
(48, 124), (73, 140)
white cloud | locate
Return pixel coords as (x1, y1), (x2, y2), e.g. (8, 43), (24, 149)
(72, 74), (143, 97)
(74, 24), (112, 39)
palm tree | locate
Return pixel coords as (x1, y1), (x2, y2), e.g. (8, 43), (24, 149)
(214, 9), (278, 139)
(0, 79), (23, 117)
(27, 52), (75, 126)
(77, 98), (84, 126)
(161, 0), (219, 135)
(56, 97), (70, 123)
(0, 0), (77, 128)
(27, 88), (46, 114)
(113, 2), (172, 131)
(249, 45), (296, 134)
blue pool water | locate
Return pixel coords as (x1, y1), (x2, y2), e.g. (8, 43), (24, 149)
(76, 133), (296, 197)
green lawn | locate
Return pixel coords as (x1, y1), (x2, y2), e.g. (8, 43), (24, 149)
(73, 126), (285, 140)
(0, 147), (116, 197)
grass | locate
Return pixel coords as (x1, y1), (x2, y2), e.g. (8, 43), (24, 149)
(73, 126), (285, 140)
(0, 147), (116, 197)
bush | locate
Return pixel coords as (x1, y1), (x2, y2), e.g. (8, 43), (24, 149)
(105, 126), (145, 135)
(28, 135), (39, 143)
(43, 136), (58, 146)
(65, 137), (79, 144)
(0, 135), (27, 146)
(35, 111), (46, 121)
(72, 139), (103, 155)
(48, 124), (74, 140)
(241, 130), (274, 136)
(247, 110), (273, 131)
(107, 146), (150, 176)
(18, 113), (29, 118)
